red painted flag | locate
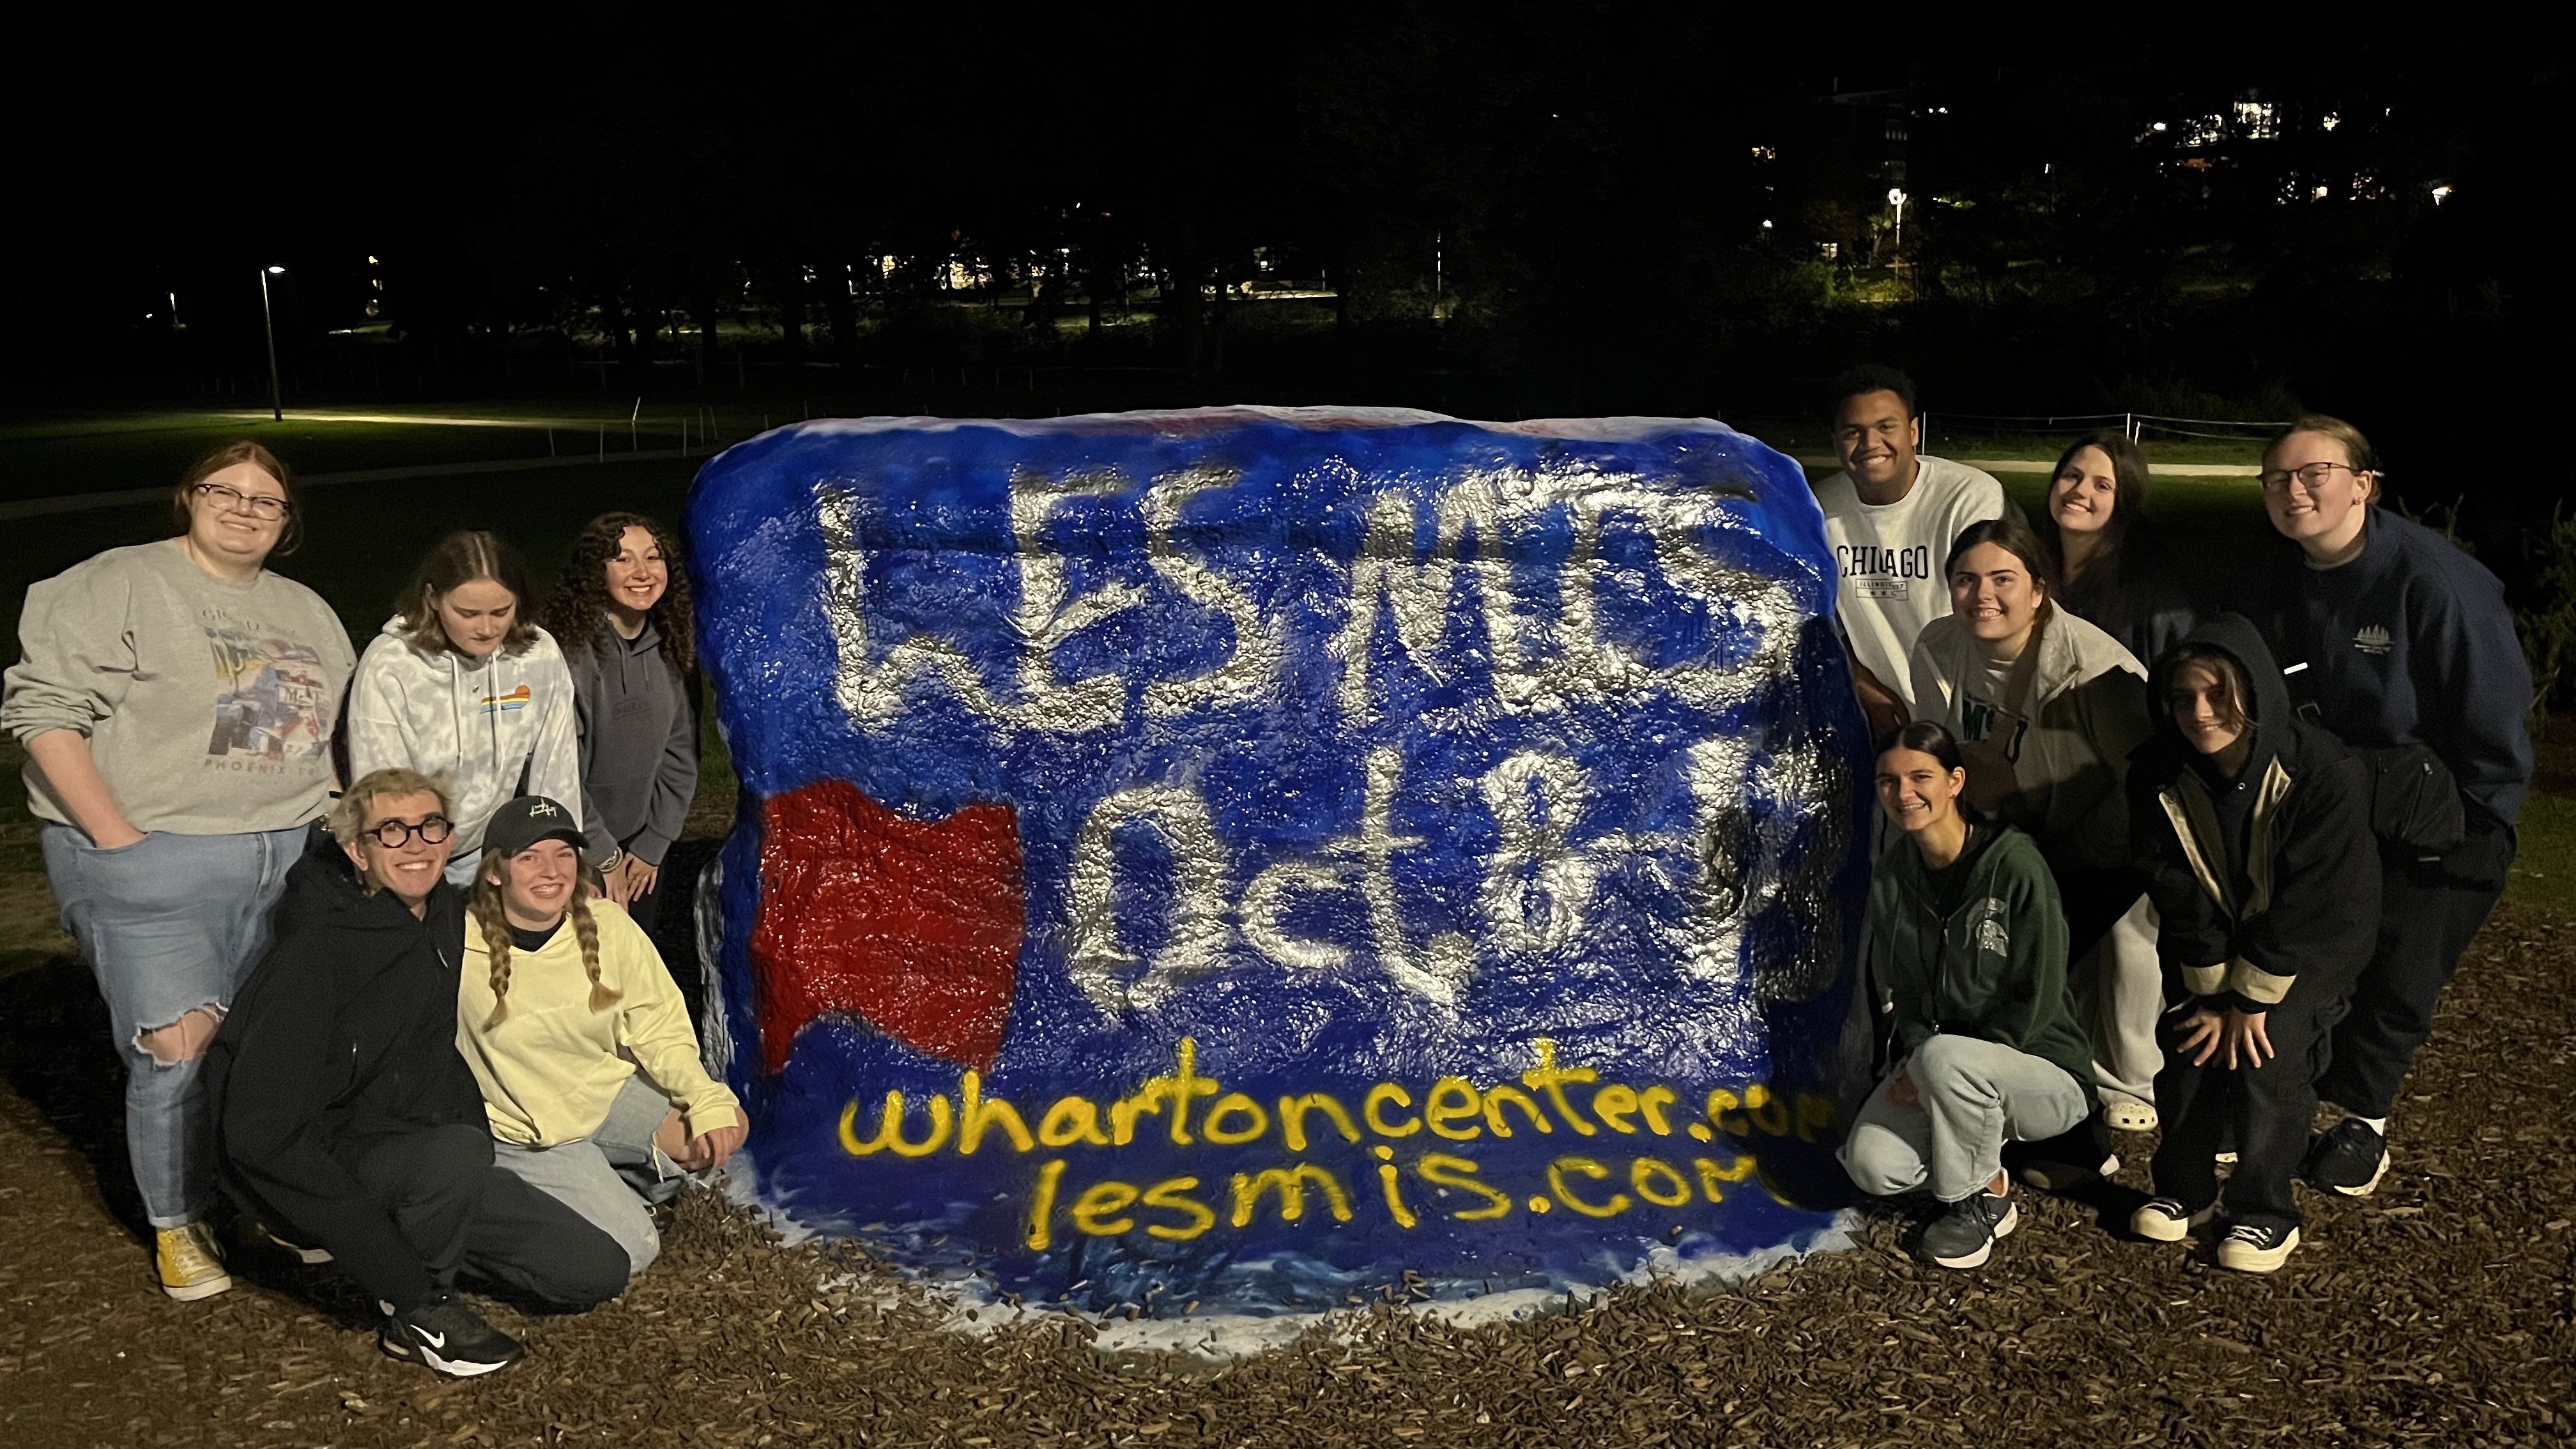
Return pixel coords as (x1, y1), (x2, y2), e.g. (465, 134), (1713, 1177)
(748, 779), (1025, 1075)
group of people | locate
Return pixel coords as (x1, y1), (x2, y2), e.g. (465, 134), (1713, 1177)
(2, 441), (735, 1376)
(1, 382), (2536, 1374)
(1821, 366), (2532, 1274)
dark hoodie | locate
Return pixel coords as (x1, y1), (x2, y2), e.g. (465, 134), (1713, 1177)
(206, 827), (487, 1310)
(2126, 615), (2382, 1015)
(1863, 820), (2096, 1096)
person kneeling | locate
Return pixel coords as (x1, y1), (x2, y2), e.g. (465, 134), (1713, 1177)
(2127, 618), (2380, 1272)
(456, 797), (745, 1277)
(1841, 722), (2098, 1269)
(210, 770), (631, 1378)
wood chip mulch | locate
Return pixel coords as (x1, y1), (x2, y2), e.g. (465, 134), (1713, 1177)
(3, 900), (2570, 1448)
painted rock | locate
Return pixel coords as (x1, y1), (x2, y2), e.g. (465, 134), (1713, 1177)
(687, 407), (1869, 1313)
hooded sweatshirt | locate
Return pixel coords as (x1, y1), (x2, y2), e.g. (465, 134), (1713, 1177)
(1862, 821), (2096, 1095)
(207, 830), (486, 1311)
(563, 617), (697, 870)
(1908, 602), (2150, 873)
(347, 619), (581, 880)
(2128, 615), (2382, 1015)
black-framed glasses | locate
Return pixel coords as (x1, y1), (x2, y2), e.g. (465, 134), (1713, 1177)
(2257, 461), (2360, 494)
(363, 815), (454, 848)
(194, 483), (293, 520)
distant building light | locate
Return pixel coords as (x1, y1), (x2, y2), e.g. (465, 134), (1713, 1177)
(2431, 184), (2453, 204)
(1820, 241), (1839, 261)
(367, 254), (379, 264)
(1750, 145), (1777, 161)
(265, 265), (284, 275)
(2311, 185), (2330, 201)
(2151, 121), (2168, 132)
(1761, 219), (1774, 228)
(2320, 112), (2341, 132)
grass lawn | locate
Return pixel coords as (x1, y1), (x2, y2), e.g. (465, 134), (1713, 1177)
(0, 403), (783, 505)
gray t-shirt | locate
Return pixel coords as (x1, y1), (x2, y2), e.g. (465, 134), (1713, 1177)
(3, 539), (354, 834)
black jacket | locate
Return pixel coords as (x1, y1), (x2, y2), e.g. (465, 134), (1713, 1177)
(2128, 615), (2382, 1015)
(2232, 508), (2532, 886)
(207, 828), (487, 1309)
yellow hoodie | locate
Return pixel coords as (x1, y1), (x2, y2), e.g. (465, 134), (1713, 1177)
(457, 900), (742, 1147)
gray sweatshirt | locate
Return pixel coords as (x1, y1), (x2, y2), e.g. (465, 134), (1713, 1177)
(3, 539), (354, 835)
(565, 617), (697, 868)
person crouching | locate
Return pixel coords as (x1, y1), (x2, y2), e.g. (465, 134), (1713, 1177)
(2126, 617), (2380, 1271)
(455, 797), (746, 1277)
(209, 769), (631, 1378)
(1841, 721), (2098, 1269)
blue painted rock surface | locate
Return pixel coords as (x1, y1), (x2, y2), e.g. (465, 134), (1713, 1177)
(686, 407), (1868, 1312)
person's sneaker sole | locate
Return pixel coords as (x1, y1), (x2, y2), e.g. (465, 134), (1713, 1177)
(2218, 1225), (2301, 1273)
(2131, 1201), (2214, 1243)
(160, 1271), (233, 1303)
(379, 1331), (516, 1379)
(268, 1234), (334, 1265)
(1926, 1200), (2018, 1269)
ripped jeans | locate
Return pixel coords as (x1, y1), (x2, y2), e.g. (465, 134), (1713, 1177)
(42, 824), (308, 1227)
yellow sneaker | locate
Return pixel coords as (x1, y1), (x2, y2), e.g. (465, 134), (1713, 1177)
(155, 1222), (233, 1301)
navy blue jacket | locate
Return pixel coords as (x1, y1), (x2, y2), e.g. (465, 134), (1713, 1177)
(2234, 508), (2532, 883)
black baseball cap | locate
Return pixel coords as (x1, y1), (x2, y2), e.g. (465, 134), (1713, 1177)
(482, 795), (586, 859)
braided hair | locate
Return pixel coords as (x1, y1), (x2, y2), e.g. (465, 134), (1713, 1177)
(471, 850), (620, 1030)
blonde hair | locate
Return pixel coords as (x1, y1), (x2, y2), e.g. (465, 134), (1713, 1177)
(470, 848), (617, 1030)
(330, 768), (452, 845)
(2264, 413), (2380, 489)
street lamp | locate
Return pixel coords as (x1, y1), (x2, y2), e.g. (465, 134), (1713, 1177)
(1887, 188), (1908, 255)
(258, 265), (285, 422)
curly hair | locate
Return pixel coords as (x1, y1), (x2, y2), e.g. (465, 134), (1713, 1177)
(470, 848), (616, 1031)
(539, 512), (694, 674)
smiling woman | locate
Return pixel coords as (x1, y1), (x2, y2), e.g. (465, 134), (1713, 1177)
(347, 530), (582, 885)
(0, 439), (353, 1301)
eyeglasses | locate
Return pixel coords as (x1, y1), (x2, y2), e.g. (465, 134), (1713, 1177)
(2257, 461), (2361, 494)
(362, 815), (454, 848)
(194, 483), (293, 520)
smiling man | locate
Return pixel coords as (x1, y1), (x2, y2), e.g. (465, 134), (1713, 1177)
(207, 769), (629, 1378)
(1814, 365), (2007, 740)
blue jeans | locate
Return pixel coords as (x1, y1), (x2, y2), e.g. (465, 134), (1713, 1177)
(42, 824), (308, 1228)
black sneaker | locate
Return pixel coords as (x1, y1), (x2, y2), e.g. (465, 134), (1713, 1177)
(2130, 1196), (2214, 1243)
(2217, 1220), (2301, 1273)
(379, 1295), (524, 1378)
(1918, 1188), (2018, 1269)
(2303, 1118), (2389, 1197)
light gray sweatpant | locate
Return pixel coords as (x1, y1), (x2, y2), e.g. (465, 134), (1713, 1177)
(490, 1075), (689, 1274)
(2078, 896), (2164, 1111)
(1839, 1033), (2090, 1203)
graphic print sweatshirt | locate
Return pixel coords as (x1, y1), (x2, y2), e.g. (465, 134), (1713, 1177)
(2, 539), (353, 834)
(347, 618), (581, 877)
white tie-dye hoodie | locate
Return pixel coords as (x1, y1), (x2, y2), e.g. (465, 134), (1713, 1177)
(348, 618), (582, 882)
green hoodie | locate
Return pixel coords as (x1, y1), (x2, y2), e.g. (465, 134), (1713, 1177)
(1862, 822), (2095, 1094)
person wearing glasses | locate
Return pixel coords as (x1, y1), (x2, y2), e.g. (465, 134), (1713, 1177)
(349, 530), (582, 886)
(208, 770), (629, 1379)
(1814, 364), (2008, 742)
(2, 441), (353, 1302)
(2234, 415), (2533, 1199)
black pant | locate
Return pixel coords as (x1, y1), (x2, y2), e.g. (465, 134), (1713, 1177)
(341, 1124), (631, 1313)
(2314, 848), (2504, 1121)
(2151, 980), (2350, 1229)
